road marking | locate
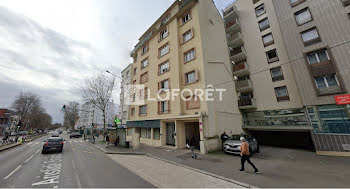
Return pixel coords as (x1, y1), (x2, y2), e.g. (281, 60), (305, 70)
(34, 142), (39, 145)
(35, 149), (41, 153)
(4, 165), (22, 180)
(75, 173), (82, 188)
(27, 142), (33, 145)
(53, 185), (58, 188)
(32, 154), (62, 186)
(24, 154), (35, 163)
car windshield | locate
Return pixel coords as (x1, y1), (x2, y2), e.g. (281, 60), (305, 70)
(48, 138), (62, 142)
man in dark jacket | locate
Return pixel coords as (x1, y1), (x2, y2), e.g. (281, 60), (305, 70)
(220, 132), (229, 150)
(189, 136), (197, 159)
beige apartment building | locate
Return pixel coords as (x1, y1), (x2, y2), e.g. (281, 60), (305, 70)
(272, 0), (350, 154)
(223, 0), (350, 153)
(126, 0), (243, 154)
(224, 0), (315, 148)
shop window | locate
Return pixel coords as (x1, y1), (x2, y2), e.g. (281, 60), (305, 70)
(153, 128), (160, 140)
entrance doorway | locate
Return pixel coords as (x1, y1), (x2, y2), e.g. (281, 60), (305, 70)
(166, 122), (175, 146)
(185, 122), (200, 149)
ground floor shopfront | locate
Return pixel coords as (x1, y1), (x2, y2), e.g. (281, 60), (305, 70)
(126, 115), (209, 153)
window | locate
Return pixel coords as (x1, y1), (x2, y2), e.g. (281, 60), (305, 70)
(255, 4), (266, 17)
(275, 86), (290, 101)
(306, 49), (330, 64)
(161, 14), (170, 26)
(125, 71), (129, 78)
(266, 49), (279, 63)
(141, 58), (149, 69)
(184, 49), (196, 63)
(147, 128), (151, 139)
(314, 75), (339, 89)
(159, 79), (169, 91)
(144, 87), (148, 99)
(159, 27), (169, 41)
(142, 44), (149, 55)
(253, 0), (260, 4)
(131, 108), (135, 116)
(133, 80), (136, 85)
(141, 128), (147, 138)
(159, 101), (169, 113)
(159, 43), (169, 57)
(185, 70), (198, 84)
(343, 0), (350, 6)
(301, 27), (320, 45)
(159, 61), (169, 75)
(182, 11), (191, 25)
(140, 72), (148, 84)
(290, 0), (306, 7)
(186, 96), (200, 110)
(295, 8), (312, 25)
(133, 68), (137, 75)
(270, 67), (284, 82)
(262, 33), (274, 47)
(182, 29), (193, 43)
(131, 93), (136, 102)
(127, 128), (134, 136)
(139, 105), (147, 116)
(258, 17), (270, 31)
(153, 128), (160, 140)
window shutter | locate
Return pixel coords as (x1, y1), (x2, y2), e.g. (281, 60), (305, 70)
(158, 102), (160, 114)
(167, 101), (170, 113)
(191, 28), (194, 39)
(183, 73), (187, 85)
(158, 82), (160, 90)
(195, 69), (199, 81)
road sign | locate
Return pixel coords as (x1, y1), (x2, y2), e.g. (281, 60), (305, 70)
(335, 94), (350, 105)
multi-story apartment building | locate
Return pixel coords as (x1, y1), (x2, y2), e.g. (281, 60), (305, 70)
(223, 0), (350, 153)
(126, 0), (243, 154)
(79, 101), (116, 130)
(272, 0), (350, 154)
(119, 64), (132, 126)
(224, 0), (314, 148)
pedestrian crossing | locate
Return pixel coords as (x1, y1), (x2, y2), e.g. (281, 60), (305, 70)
(67, 139), (84, 143)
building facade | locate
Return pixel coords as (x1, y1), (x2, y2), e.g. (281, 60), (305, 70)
(224, 0), (314, 148)
(79, 101), (117, 130)
(126, 0), (243, 154)
(119, 64), (132, 126)
(272, 0), (350, 154)
(0, 109), (19, 135)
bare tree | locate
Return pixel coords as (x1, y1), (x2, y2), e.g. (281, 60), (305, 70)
(63, 102), (80, 130)
(11, 91), (41, 130)
(80, 73), (115, 138)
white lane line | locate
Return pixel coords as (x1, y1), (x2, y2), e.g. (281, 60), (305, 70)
(24, 154), (35, 163)
(35, 149), (41, 153)
(34, 142), (39, 145)
(4, 165), (22, 180)
(75, 173), (82, 188)
(27, 142), (33, 145)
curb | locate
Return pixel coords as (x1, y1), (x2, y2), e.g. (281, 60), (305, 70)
(86, 140), (254, 188)
(0, 143), (22, 152)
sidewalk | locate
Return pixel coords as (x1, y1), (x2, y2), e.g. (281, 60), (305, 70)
(89, 138), (350, 188)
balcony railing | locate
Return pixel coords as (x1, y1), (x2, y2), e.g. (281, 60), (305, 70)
(235, 80), (253, 93)
(227, 32), (244, 48)
(223, 4), (239, 20)
(225, 18), (240, 34)
(238, 98), (256, 109)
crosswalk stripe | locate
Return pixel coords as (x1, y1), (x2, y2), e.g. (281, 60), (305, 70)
(27, 142), (33, 145)
(34, 142), (39, 145)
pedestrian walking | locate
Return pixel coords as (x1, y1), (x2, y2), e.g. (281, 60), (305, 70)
(105, 133), (109, 148)
(189, 136), (197, 159)
(239, 137), (260, 173)
(220, 131), (229, 150)
(115, 135), (120, 147)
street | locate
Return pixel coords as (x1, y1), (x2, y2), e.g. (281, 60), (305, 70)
(0, 133), (154, 188)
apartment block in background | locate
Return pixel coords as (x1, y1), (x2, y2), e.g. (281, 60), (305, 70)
(126, 0), (243, 154)
(119, 64), (132, 126)
(79, 101), (117, 130)
(273, 0), (350, 154)
(224, 0), (314, 149)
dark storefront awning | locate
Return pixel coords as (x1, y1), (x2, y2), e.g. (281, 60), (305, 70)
(126, 120), (160, 128)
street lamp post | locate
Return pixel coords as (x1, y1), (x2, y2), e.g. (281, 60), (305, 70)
(105, 70), (123, 127)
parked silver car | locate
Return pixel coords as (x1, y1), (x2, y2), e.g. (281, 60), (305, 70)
(223, 135), (259, 155)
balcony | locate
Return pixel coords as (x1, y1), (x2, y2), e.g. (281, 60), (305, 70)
(223, 4), (239, 21)
(225, 18), (241, 34)
(227, 32), (244, 48)
(318, 86), (343, 96)
(238, 98), (257, 110)
(235, 80), (253, 93)
(230, 46), (247, 63)
(232, 61), (249, 76)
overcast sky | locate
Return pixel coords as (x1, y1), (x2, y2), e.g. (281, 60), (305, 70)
(0, 0), (233, 123)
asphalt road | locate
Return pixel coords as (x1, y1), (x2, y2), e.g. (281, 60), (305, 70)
(0, 133), (154, 188)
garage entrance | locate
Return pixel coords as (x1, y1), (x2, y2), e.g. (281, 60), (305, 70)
(166, 122), (175, 146)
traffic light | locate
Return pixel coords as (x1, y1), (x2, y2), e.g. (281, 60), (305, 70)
(17, 121), (22, 128)
(62, 105), (66, 111)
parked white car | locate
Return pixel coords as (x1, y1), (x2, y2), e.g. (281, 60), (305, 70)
(223, 135), (259, 155)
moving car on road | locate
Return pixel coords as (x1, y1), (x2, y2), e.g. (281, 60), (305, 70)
(51, 132), (59, 137)
(223, 135), (259, 155)
(70, 132), (82, 138)
(42, 137), (64, 154)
